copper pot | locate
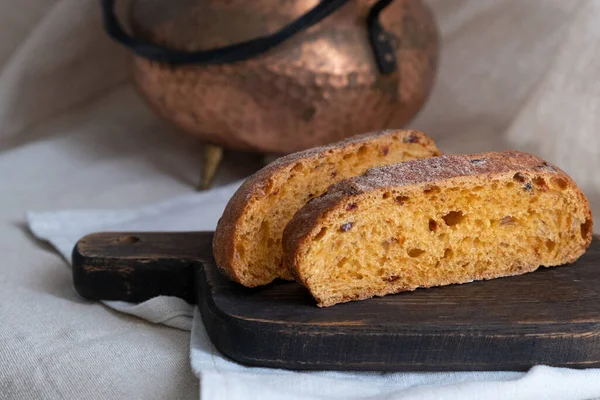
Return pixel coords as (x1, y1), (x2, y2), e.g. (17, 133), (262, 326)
(121, 0), (438, 154)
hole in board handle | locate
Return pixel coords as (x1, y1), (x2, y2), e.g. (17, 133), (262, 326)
(117, 235), (140, 244)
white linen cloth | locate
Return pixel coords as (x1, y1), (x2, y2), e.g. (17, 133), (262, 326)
(28, 181), (243, 331)
(2, 0), (600, 398)
(25, 182), (600, 400)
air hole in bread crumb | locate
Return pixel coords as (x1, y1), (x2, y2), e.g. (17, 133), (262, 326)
(472, 186), (484, 191)
(382, 237), (397, 250)
(553, 178), (567, 190)
(235, 244), (245, 259)
(545, 240), (556, 252)
(513, 173), (526, 183)
(342, 153), (353, 160)
(424, 186), (441, 195)
(262, 180), (274, 195)
(382, 192), (391, 199)
(443, 211), (464, 226)
(500, 216), (518, 226)
(581, 219), (592, 240)
(506, 182), (515, 189)
(351, 271), (364, 280)
(314, 227), (328, 240)
(292, 163), (304, 172)
(395, 195), (409, 204)
(337, 257), (348, 268)
(258, 220), (270, 244)
(442, 248), (453, 259)
(533, 176), (547, 191)
(429, 219), (438, 232)
(408, 248), (426, 257)
(357, 145), (368, 156)
(403, 133), (420, 143)
(383, 275), (400, 282)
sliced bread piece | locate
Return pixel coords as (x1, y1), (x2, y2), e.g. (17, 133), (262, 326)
(283, 151), (593, 306)
(213, 130), (441, 287)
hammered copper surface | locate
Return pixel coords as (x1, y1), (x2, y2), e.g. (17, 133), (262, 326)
(129, 0), (439, 153)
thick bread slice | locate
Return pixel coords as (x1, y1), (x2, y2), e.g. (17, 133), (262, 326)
(283, 151), (593, 307)
(213, 130), (441, 287)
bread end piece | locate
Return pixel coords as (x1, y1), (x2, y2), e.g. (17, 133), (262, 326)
(213, 129), (441, 287)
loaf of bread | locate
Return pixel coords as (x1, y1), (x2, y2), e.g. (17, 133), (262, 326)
(213, 130), (441, 287)
(283, 151), (593, 307)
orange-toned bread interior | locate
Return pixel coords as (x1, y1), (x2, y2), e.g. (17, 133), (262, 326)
(233, 134), (440, 286)
(294, 174), (591, 306)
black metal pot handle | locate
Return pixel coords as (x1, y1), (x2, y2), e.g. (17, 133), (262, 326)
(100, 0), (397, 74)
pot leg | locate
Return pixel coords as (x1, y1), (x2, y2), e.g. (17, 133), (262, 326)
(198, 144), (224, 190)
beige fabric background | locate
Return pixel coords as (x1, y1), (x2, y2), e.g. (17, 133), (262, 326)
(1, 0), (599, 398)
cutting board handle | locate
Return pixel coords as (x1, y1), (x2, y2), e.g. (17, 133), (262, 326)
(71, 231), (214, 304)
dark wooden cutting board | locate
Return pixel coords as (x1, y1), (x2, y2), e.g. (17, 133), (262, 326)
(72, 232), (600, 371)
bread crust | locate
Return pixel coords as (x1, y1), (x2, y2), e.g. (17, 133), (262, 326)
(213, 129), (440, 285)
(283, 151), (593, 303)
